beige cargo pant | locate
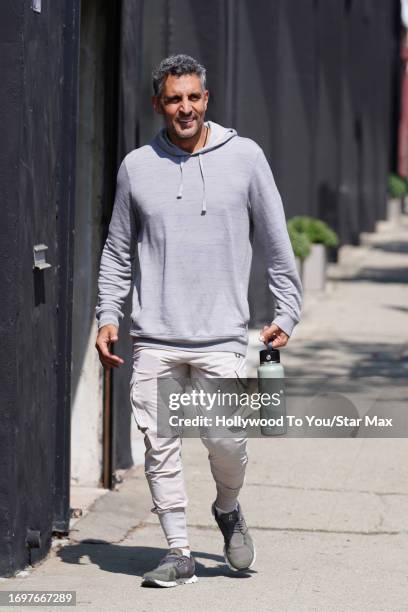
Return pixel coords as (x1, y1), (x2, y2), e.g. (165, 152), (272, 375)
(129, 339), (248, 514)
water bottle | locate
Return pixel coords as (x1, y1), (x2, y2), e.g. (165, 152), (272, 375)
(257, 342), (286, 436)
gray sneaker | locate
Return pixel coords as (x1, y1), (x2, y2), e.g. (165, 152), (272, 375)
(212, 502), (256, 571)
(142, 548), (198, 587)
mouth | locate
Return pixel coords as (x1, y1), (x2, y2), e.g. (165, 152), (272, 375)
(177, 117), (196, 128)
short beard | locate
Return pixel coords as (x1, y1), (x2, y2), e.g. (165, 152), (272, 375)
(177, 121), (203, 140)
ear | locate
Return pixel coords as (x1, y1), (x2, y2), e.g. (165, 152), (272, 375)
(152, 95), (163, 115)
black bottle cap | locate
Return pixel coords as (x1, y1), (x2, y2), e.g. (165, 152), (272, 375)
(260, 343), (280, 364)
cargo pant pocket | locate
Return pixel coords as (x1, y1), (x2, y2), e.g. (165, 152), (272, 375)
(234, 353), (249, 387)
(129, 372), (149, 432)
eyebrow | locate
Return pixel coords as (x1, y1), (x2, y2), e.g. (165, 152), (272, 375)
(163, 91), (203, 102)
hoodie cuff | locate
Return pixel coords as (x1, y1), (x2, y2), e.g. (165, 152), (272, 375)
(97, 311), (120, 330)
(271, 313), (298, 337)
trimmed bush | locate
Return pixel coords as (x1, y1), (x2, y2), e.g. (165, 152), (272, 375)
(287, 225), (311, 261)
(287, 216), (339, 248)
(388, 173), (407, 198)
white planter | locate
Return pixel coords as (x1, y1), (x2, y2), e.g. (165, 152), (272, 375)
(403, 195), (408, 215)
(302, 243), (327, 291)
(386, 197), (402, 224)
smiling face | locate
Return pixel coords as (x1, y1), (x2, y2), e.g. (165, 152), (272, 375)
(152, 73), (209, 145)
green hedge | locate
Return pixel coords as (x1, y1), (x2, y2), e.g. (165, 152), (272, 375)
(287, 225), (311, 261)
(388, 173), (408, 198)
(287, 216), (339, 251)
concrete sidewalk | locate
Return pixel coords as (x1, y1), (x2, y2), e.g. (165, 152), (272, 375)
(2, 218), (408, 611)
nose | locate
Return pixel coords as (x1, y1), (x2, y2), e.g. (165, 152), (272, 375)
(179, 96), (193, 115)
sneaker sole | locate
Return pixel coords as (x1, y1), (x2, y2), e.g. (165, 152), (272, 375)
(223, 544), (256, 572)
(142, 575), (198, 588)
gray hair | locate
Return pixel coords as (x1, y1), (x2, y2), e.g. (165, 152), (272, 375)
(152, 54), (207, 97)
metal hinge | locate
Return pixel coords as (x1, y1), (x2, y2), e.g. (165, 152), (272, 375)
(32, 0), (41, 13)
(33, 244), (52, 270)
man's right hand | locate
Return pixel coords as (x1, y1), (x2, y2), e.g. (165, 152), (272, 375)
(95, 324), (125, 369)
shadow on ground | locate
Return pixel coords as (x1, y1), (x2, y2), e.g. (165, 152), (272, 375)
(372, 241), (408, 254)
(57, 542), (255, 580)
(285, 339), (408, 381)
(331, 266), (408, 283)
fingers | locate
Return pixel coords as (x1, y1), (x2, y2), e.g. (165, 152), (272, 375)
(271, 333), (288, 348)
(100, 348), (124, 369)
(99, 349), (124, 369)
(259, 324), (278, 344)
(95, 325), (124, 369)
(259, 324), (289, 348)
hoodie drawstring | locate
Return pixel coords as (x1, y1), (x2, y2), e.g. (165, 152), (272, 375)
(198, 154), (206, 215)
(157, 122), (237, 215)
(177, 157), (185, 199)
(176, 155), (207, 215)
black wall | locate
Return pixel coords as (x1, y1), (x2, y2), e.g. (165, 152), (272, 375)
(0, 0), (24, 578)
(0, 0), (79, 576)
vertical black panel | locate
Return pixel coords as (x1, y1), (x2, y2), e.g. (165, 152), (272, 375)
(315, 0), (342, 253)
(361, 1), (379, 233)
(350, 0), (378, 234)
(374, 0), (401, 221)
(372, 0), (391, 223)
(389, 0), (403, 178)
(137, 0), (169, 144)
(0, 0), (24, 578)
(118, 0), (145, 156)
(279, 0), (318, 217)
(53, 0), (80, 532)
(338, 0), (360, 245)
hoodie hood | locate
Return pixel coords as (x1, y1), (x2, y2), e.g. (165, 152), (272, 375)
(153, 121), (237, 215)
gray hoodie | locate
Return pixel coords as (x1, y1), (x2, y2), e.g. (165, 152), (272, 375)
(95, 121), (302, 355)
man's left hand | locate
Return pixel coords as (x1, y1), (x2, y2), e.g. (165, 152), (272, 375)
(259, 324), (289, 348)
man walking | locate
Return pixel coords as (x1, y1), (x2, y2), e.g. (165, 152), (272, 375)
(95, 54), (302, 587)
